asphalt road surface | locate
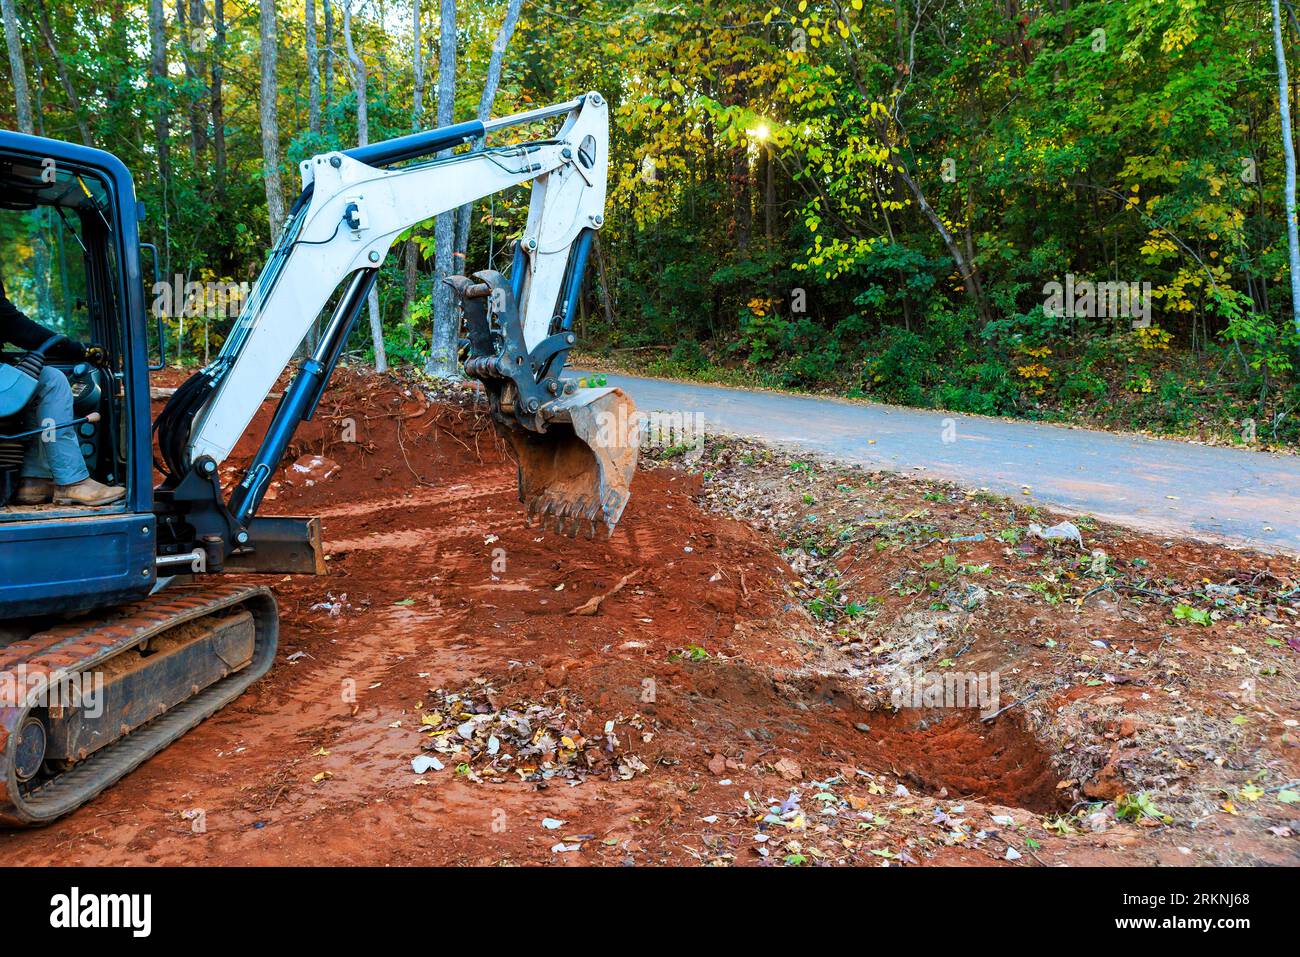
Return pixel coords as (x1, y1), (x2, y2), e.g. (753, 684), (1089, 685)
(583, 371), (1300, 555)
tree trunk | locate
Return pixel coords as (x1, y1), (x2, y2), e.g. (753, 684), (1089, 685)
(452, 0), (524, 262)
(403, 0), (425, 330)
(730, 145), (752, 253)
(894, 162), (992, 325)
(1274, 0), (1300, 337)
(343, 1), (367, 147)
(376, 0), (390, 96)
(306, 0), (321, 136)
(258, 0), (286, 242)
(177, 0), (206, 157)
(300, 0), (321, 354)
(720, 33), (751, 255)
(148, 0), (171, 275)
(759, 143), (769, 247)
(212, 0), (227, 201)
(593, 232), (616, 326)
(324, 0), (334, 128)
(343, 0), (389, 372)
(35, 0), (91, 145)
(365, 286), (386, 371)
(424, 0), (459, 378)
(190, 0), (207, 154)
(404, 238), (421, 343)
(107, 2), (128, 141)
(149, 0), (169, 176)
(412, 0), (424, 129)
(0, 0), (33, 134)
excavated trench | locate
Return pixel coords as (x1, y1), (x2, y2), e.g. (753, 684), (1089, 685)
(792, 673), (1064, 812)
(656, 662), (1065, 813)
(860, 709), (1064, 813)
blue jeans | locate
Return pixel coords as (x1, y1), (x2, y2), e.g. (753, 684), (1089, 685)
(19, 366), (89, 486)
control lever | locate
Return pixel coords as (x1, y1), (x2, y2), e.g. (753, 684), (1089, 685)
(0, 411), (101, 442)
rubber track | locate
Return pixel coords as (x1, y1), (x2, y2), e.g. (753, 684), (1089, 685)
(0, 582), (278, 826)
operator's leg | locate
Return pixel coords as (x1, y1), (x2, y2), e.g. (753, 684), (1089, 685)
(15, 368), (73, 503)
(20, 366), (88, 487)
(18, 367), (123, 507)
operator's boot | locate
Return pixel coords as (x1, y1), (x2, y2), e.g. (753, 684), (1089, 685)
(13, 477), (52, 505)
(53, 477), (126, 507)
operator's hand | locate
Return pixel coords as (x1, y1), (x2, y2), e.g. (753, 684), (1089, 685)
(65, 340), (106, 365)
(46, 337), (88, 362)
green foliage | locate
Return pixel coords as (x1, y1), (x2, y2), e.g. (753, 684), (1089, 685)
(1115, 792), (1173, 824)
(666, 339), (709, 374)
(1173, 603), (1212, 626)
(736, 303), (788, 365)
(4, 0), (1298, 440)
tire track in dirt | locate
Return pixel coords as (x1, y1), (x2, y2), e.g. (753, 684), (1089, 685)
(312, 478), (515, 520)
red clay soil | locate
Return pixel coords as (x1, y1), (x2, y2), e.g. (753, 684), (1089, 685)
(0, 369), (1295, 866)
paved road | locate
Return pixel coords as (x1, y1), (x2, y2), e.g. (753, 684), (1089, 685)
(582, 371), (1300, 555)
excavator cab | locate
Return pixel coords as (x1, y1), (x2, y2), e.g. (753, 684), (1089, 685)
(0, 134), (158, 620)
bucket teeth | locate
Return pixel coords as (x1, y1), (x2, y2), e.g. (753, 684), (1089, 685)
(526, 494), (606, 539)
(499, 387), (637, 540)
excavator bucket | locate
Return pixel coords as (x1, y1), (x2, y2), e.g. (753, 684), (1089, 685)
(498, 387), (638, 539)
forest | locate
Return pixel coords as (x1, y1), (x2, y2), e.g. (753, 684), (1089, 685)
(2, 0), (1299, 443)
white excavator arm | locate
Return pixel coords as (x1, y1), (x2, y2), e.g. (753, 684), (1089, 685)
(187, 93), (608, 466)
(154, 91), (636, 554)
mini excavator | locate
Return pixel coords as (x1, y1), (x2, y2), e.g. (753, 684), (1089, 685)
(0, 92), (636, 824)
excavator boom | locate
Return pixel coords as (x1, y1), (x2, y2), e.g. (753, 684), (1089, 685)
(154, 91), (635, 555)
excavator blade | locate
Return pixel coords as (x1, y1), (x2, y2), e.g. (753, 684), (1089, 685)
(500, 387), (638, 539)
